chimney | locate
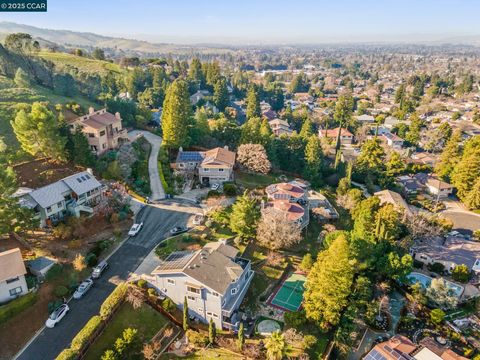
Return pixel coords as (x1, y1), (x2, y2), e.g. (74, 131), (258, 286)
(179, 146), (183, 153)
(224, 145), (229, 151)
(115, 112), (121, 120)
(88, 107), (95, 115)
(86, 168), (93, 175)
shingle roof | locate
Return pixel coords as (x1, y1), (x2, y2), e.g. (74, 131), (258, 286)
(202, 147), (236, 167)
(0, 248), (26, 283)
(62, 171), (102, 195)
(414, 237), (480, 269)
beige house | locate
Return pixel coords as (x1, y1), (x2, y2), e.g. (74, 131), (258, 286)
(69, 107), (128, 155)
(269, 118), (293, 136)
(0, 248), (28, 304)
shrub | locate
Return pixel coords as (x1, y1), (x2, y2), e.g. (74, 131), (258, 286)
(430, 308), (445, 325)
(452, 264), (470, 283)
(110, 213), (120, 223)
(100, 283), (128, 319)
(137, 279), (147, 288)
(186, 329), (207, 347)
(284, 310), (307, 329)
(70, 315), (102, 351)
(46, 264), (64, 281)
(55, 348), (77, 360)
(207, 190), (220, 198)
(428, 262), (445, 274)
(223, 183), (237, 196)
(54, 286), (69, 298)
(0, 292), (38, 325)
(303, 334), (317, 350)
(85, 253), (98, 267)
(147, 288), (156, 297)
(161, 298), (176, 313)
(48, 300), (63, 314)
(300, 254), (314, 272)
(113, 228), (122, 238)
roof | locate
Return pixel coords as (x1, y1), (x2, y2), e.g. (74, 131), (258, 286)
(319, 127), (354, 138)
(426, 177), (453, 190)
(374, 190), (412, 215)
(383, 132), (404, 142)
(265, 200), (305, 222)
(176, 151), (204, 163)
(269, 118), (290, 127)
(75, 110), (119, 129)
(27, 256), (56, 272)
(364, 335), (416, 360)
(202, 147), (236, 167)
(415, 348), (443, 360)
(0, 248), (26, 283)
(266, 182), (305, 200)
(26, 171), (101, 208)
(356, 114), (375, 122)
(153, 242), (245, 294)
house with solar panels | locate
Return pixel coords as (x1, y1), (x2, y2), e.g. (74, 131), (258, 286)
(15, 170), (103, 227)
(173, 146), (236, 186)
(151, 240), (253, 330)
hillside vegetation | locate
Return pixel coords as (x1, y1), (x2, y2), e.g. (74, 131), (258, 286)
(38, 51), (124, 75)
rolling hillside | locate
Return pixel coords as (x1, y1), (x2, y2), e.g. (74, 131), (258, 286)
(37, 51), (124, 75)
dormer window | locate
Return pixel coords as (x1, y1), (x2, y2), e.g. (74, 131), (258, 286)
(231, 288), (237, 295)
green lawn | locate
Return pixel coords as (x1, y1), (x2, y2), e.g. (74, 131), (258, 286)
(38, 51), (124, 75)
(242, 272), (269, 312)
(294, 219), (324, 256)
(85, 302), (167, 360)
(155, 232), (210, 259)
(235, 170), (278, 189)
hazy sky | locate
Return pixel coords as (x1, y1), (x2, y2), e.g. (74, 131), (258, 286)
(0, 0), (479, 44)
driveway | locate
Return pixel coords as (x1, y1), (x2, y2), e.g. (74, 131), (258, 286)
(15, 202), (196, 360)
(440, 199), (480, 235)
(128, 130), (165, 201)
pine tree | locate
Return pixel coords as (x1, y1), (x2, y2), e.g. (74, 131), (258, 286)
(303, 135), (323, 186)
(240, 117), (263, 144)
(183, 296), (189, 331)
(260, 117), (273, 145)
(464, 177), (480, 210)
(208, 318), (216, 344)
(229, 191), (260, 238)
(386, 151), (405, 178)
(304, 234), (354, 329)
(246, 85), (261, 119)
(451, 137), (480, 201)
(299, 118), (313, 140)
(188, 58), (205, 89)
(11, 102), (67, 162)
(161, 79), (192, 148)
(435, 130), (462, 182)
(333, 93), (354, 153)
(355, 138), (386, 177)
(213, 77), (229, 111)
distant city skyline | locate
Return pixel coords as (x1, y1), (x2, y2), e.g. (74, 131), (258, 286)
(0, 0), (479, 44)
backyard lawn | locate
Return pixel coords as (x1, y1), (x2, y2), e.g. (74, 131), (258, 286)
(85, 302), (168, 360)
(235, 170), (278, 189)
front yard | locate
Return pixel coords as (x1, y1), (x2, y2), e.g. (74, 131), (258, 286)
(85, 302), (168, 360)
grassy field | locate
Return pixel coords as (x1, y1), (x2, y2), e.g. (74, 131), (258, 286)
(235, 170), (279, 189)
(85, 302), (168, 360)
(38, 51), (124, 75)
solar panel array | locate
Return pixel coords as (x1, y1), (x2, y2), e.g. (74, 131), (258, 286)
(156, 251), (196, 271)
(364, 345), (415, 360)
(364, 349), (387, 360)
(178, 152), (204, 162)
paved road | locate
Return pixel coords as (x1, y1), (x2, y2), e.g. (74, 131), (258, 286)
(16, 202), (194, 360)
(440, 199), (480, 235)
(128, 130), (165, 201)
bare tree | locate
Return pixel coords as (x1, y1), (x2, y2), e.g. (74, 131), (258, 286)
(257, 210), (302, 250)
(405, 213), (447, 242)
(142, 343), (156, 360)
(126, 288), (144, 310)
(237, 143), (271, 174)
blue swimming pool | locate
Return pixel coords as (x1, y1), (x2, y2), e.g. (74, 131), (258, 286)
(406, 272), (464, 298)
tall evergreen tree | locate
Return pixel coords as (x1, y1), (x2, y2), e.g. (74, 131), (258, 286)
(11, 102), (67, 162)
(229, 191), (260, 238)
(464, 177), (480, 210)
(183, 296), (189, 331)
(299, 118), (313, 140)
(435, 130), (462, 182)
(188, 58), (205, 90)
(304, 135), (323, 186)
(304, 234), (354, 330)
(246, 84), (261, 119)
(208, 318), (216, 344)
(237, 322), (245, 351)
(213, 77), (229, 111)
(333, 93), (354, 153)
(161, 79), (192, 148)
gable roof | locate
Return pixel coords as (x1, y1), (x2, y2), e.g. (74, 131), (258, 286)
(374, 190), (412, 215)
(202, 147), (236, 167)
(426, 177), (453, 190)
(319, 127), (353, 138)
(0, 248), (26, 283)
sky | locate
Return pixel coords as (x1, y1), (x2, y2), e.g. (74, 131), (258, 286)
(0, 0), (479, 44)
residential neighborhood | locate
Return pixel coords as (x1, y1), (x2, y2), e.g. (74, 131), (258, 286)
(0, 2), (480, 360)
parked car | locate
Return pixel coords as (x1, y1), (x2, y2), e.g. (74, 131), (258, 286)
(92, 261), (109, 279)
(73, 279), (94, 299)
(45, 304), (69, 328)
(170, 226), (188, 236)
(128, 222), (144, 236)
(210, 183), (220, 191)
(192, 214), (204, 225)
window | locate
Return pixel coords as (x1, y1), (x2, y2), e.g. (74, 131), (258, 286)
(206, 311), (212, 316)
(167, 279), (175, 285)
(231, 288), (237, 295)
(102, 143), (107, 149)
(187, 286), (200, 294)
(9, 287), (22, 296)
(187, 295), (196, 301)
(204, 168), (210, 172)
(198, 307), (203, 313)
(211, 292), (219, 297)
(46, 207), (52, 213)
(88, 133), (95, 138)
(179, 163), (185, 168)
(6, 277), (19, 284)
(99, 130), (106, 136)
(218, 168), (224, 172)
(57, 202), (62, 209)
(212, 313), (219, 318)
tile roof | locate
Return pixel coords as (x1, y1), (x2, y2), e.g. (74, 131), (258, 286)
(266, 182), (305, 200)
(202, 147), (236, 167)
(0, 248), (26, 283)
(265, 200), (305, 222)
(319, 127), (354, 138)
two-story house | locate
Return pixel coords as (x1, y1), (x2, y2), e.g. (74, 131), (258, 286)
(318, 127), (354, 145)
(264, 182), (309, 229)
(268, 119), (293, 137)
(382, 131), (404, 149)
(173, 147), (236, 186)
(18, 171), (103, 227)
(151, 241), (254, 330)
(0, 248), (28, 304)
(426, 177), (454, 199)
(68, 108), (128, 155)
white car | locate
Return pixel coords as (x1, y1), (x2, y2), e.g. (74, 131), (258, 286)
(92, 261), (109, 279)
(128, 222), (144, 236)
(210, 183), (220, 191)
(73, 279), (94, 299)
(45, 304), (69, 328)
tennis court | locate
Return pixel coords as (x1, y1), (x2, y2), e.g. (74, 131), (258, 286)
(270, 273), (306, 311)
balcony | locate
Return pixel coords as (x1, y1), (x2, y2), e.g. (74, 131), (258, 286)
(222, 269), (254, 318)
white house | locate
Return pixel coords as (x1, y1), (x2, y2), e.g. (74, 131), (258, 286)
(426, 177), (454, 199)
(0, 248), (28, 304)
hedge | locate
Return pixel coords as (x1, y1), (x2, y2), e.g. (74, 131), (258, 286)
(55, 348), (77, 360)
(0, 292), (38, 325)
(99, 283), (128, 320)
(70, 315), (102, 351)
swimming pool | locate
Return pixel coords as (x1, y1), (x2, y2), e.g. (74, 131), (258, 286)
(406, 272), (464, 298)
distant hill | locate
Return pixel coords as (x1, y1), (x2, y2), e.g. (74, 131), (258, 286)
(0, 22), (235, 56)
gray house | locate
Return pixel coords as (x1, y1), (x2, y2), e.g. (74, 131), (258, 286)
(151, 241), (254, 330)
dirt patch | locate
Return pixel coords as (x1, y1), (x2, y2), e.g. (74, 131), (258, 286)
(0, 283), (54, 360)
(13, 158), (85, 189)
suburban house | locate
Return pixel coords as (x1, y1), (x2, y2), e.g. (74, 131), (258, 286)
(263, 182), (309, 228)
(363, 335), (468, 360)
(425, 177), (454, 199)
(318, 127), (354, 145)
(0, 248), (28, 304)
(262, 109), (277, 121)
(173, 147), (236, 185)
(382, 131), (404, 149)
(68, 108), (128, 155)
(17, 171), (103, 227)
(374, 189), (413, 216)
(412, 235), (480, 275)
(190, 90), (210, 105)
(356, 114), (375, 123)
(269, 118), (293, 136)
(384, 116), (411, 129)
(151, 241), (254, 330)
(396, 174), (428, 197)
(307, 190), (339, 219)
